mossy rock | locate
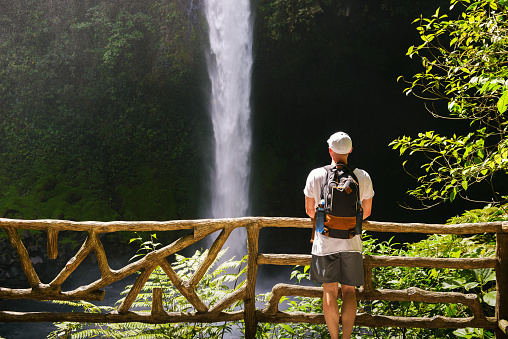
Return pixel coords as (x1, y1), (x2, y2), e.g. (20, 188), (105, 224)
(0, 176), (119, 221)
(115, 167), (178, 221)
(35, 176), (58, 192)
(82, 201), (119, 221)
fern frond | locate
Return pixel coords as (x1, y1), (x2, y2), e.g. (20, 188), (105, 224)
(51, 246), (251, 338)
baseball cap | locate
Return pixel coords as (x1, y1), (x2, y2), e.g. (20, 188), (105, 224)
(327, 132), (352, 154)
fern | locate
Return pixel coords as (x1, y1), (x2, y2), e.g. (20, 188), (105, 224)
(49, 239), (248, 338)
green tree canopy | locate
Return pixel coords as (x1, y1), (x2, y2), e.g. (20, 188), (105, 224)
(392, 0), (508, 206)
(0, 0), (207, 220)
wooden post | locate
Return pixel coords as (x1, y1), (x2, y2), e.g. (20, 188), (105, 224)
(151, 288), (164, 316)
(496, 228), (508, 339)
(47, 229), (59, 259)
(244, 224), (259, 339)
(363, 257), (373, 291)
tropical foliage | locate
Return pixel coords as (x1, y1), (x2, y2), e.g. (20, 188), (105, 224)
(257, 0), (441, 43)
(391, 0), (508, 206)
(49, 230), (496, 338)
(256, 233), (496, 339)
(49, 243), (247, 339)
(0, 0), (207, 221)
(362, 234), (496, 339)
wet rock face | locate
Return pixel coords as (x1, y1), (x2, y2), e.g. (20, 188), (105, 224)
(0, 231), (136, 289)
(0, 233), (68, 288)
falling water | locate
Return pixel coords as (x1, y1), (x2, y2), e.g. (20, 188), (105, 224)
(204, 0), (253, 221)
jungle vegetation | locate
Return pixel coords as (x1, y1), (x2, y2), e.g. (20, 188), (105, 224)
(1, 0), (507, 337)
(48, 227), (498, 339)
(0, 0), (454, 223)
(391, 0), (508, 210)
(0, 0), (208, 222)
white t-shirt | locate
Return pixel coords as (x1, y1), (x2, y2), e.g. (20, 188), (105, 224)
(304, 166), (374, 256)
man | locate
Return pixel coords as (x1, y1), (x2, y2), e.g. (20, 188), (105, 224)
(303, 131), (374, 339)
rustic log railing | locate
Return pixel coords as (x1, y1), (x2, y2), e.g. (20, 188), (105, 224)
(0, 217), (507, 338)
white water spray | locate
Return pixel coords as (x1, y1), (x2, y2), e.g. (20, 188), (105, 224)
(204, 0), (253, 221)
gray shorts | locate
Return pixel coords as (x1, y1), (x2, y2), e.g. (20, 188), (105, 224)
(310, 251), (364, 287)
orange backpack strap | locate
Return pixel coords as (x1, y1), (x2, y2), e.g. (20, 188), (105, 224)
(310, 217), (316, 243)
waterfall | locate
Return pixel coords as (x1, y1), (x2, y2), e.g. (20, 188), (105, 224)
(204, 0), (253, 221)
(203, 0), (253, 259)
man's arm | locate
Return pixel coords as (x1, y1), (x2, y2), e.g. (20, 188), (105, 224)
(305, 196), (316, 218)
(362, 198), (373, 219)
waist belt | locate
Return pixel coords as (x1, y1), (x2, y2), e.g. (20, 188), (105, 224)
(322, 226), (355, 239)
(325, 215), (356, 230)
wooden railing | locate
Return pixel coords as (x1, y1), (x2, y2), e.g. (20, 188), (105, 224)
(0, 217), (507, 338)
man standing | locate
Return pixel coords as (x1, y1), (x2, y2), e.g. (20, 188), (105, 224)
(303, 131), (374, 339)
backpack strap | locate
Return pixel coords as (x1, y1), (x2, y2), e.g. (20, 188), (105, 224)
(336, 162), (357, 176)
(314, 165), (334, 243)
(320, 164), (335, 201)
(320, 163), (358, 199)
(310, 216), (316, 243)
(340, 163), (361, 210)
(340, 163), (364, 235)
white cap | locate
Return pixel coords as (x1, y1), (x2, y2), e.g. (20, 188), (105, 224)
(327, 132), (352, 154)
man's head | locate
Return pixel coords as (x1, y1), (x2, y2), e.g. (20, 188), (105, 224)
(327, 132), (352, 155)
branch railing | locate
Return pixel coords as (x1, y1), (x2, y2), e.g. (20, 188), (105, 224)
(0, 217), (507, 338)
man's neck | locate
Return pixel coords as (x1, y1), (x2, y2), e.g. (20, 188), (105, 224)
(332, 156), (348, 165)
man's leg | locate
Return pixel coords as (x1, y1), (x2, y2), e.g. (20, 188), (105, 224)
(322, 282), (340, 339)
(340, 284), (357, 339)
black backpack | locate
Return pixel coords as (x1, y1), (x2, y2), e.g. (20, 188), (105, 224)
(320, 163), (363, 237)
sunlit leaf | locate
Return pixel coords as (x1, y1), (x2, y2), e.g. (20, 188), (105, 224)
(483, 291), (497, 306)
(497, 88), (508, 114)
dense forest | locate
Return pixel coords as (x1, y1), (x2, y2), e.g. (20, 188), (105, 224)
(2, 0), (478, 226)
(0, 0), (208, 222)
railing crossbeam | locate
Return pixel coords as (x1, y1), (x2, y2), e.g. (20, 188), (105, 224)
(261, 283), (487, 322)
(256, 311), (497, 330)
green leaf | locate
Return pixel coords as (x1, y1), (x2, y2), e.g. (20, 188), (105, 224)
(453, 328), (474, 338)
(485, 270), (497, 282)
(464, 281), (479, 290)
(450, 187), (458, 202)
(442, 279), (464, 289)
(280, 324), (295, 334)
(483, 290), (497, 306)
(497, 88), (508, 114)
